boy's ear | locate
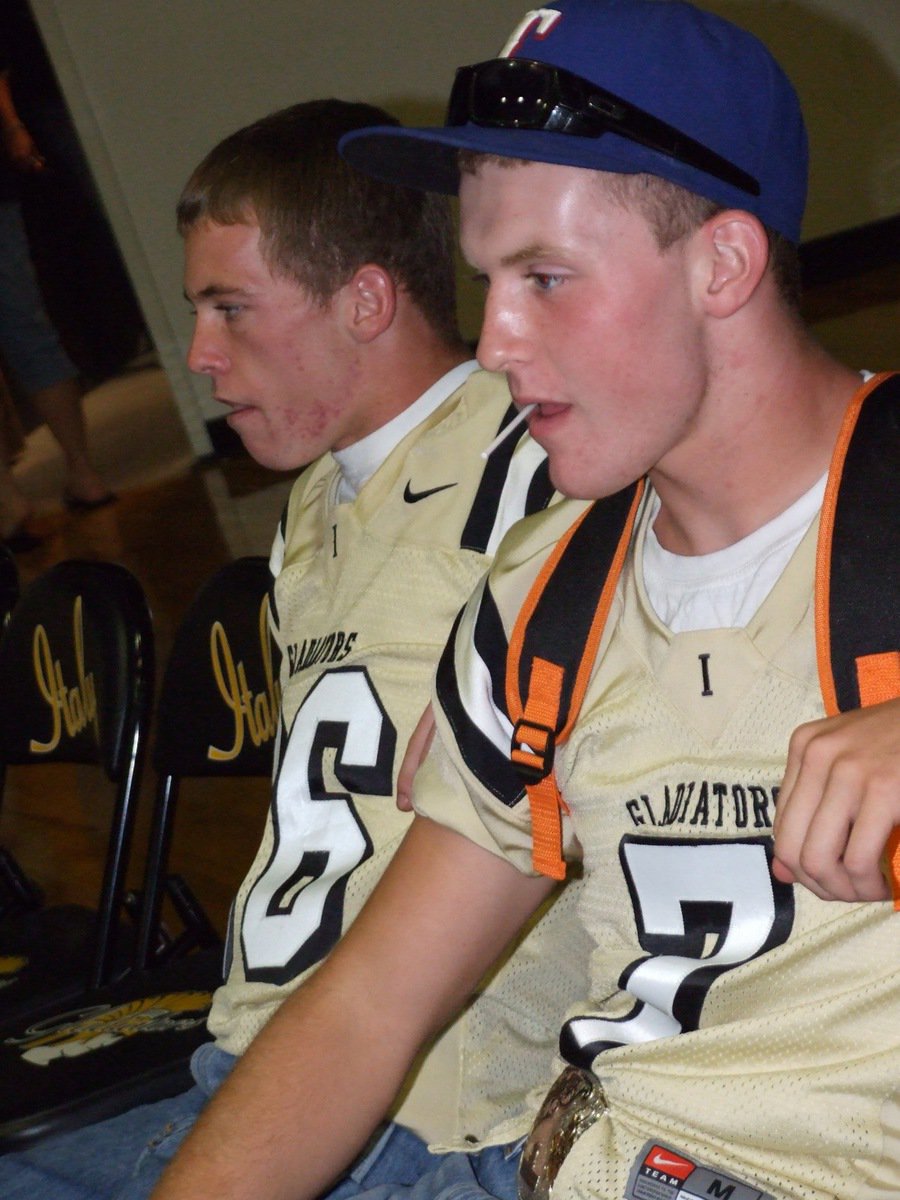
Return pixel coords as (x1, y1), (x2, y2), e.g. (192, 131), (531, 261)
(341, 264), (397, 342)
(699, 210), (770, 317)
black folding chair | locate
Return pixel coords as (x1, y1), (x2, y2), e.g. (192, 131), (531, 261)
(0, 545), (17, 626)
(0, 555), (277, 1149)
(0, 560), (154, 1018)
(0, 545), (33, 919)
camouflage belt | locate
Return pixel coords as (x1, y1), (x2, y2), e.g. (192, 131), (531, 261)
(518, 1066), (607, 1200)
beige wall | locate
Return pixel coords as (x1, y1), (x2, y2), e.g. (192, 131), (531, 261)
(31, 1), (900, 449)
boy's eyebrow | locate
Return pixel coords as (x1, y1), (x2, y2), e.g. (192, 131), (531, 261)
(183, 283), (251, 302)
(465, 243), (562, 274)
(500, 243), (558, 267)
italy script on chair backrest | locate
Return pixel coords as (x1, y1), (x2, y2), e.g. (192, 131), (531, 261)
(29, 596), (98, 753)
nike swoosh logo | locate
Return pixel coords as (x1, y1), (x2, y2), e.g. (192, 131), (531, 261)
(403, 481), (458, 503)
(647, 1151), (689, 1171)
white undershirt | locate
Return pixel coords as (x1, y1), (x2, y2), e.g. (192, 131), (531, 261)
(643, 372), (872, 632)
(331, 360), (478, 504)
(643, 473), (827, 633)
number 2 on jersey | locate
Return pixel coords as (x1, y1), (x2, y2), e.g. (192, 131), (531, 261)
(241, 666), (396, 983)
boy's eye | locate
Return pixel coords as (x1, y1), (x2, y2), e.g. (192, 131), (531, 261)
(529, 272), (562, 291)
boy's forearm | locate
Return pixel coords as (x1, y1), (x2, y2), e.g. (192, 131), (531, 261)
(151, 972), (413, 1200)
(151, 818), (552, 1200)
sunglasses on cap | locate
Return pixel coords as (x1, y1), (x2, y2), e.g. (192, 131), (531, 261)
(446, 58), (760, 197)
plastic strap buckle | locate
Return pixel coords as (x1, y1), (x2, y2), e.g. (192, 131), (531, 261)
(511, 717), (556, 782)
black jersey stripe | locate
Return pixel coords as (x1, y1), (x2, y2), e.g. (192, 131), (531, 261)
(525, 457), (555, 516)
(268, 503), (290, 636)
(476, 580), (513, 722)
(460, 405), (552, 553)
(267, 569), (281, 636)
(436, 587), (525, 808)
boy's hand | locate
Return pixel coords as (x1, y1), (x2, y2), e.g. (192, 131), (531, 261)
(396, 705), (435, 812)
(773, 699), (900, 903)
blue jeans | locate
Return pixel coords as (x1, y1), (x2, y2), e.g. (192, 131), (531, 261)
(0, 1042), (523, 1200)
(0, 1042), (233, 1200)
(0, 200), (78, 396)
(329, 1125), (522, 1200)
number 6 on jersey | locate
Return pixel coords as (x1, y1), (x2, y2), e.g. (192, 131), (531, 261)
(242, 667), (396, 982)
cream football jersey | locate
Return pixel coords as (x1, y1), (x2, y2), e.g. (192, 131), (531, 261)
(207, 369), (591, 1150)
(418, 488), (900, 1199)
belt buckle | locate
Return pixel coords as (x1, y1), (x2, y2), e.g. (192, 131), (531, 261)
(518, 1066), (607, 1200)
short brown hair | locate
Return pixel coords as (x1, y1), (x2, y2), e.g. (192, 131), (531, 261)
(599, 172), (802, 309)
(178, 100), (463, 344)
(457, 151), (801, 309)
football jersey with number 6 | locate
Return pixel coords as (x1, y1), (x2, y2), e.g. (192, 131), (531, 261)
(208, 368), (593, 1151)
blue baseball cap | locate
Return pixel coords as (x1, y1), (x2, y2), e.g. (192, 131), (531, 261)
(340, 0), (808, 241)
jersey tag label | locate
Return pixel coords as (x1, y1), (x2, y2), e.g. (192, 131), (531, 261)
(625, 1141), (773, 1200)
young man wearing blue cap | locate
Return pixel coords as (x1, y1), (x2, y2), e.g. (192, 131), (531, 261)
(151, 4), (900, 1199)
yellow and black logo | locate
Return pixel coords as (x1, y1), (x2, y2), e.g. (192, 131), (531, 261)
(5, 990), (212, 1065)
(0, 954), (28, 991)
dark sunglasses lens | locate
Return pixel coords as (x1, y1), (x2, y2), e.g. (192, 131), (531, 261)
(476, 62), (555, 128)
(449, 61), (556, 129)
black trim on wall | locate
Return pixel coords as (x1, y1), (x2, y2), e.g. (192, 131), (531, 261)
(800, 214), (900, 290)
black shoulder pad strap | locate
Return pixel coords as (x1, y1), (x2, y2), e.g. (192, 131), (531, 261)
(506, 481), (643, 879)
(817, 372), (900, 714)
(508, 481), (643, 746)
